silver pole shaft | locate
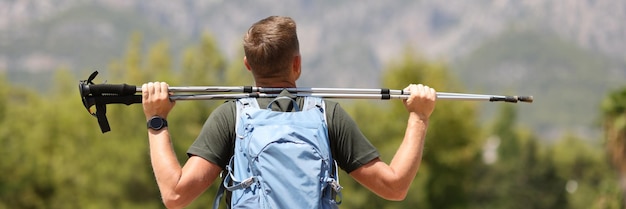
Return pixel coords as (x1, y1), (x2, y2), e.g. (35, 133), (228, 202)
(169, 93), (497, 101)
(138, 86), (515, 100)
(138, 86), (408, 94)
(132, 86), (530, 102)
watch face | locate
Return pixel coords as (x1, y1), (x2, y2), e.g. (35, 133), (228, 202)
(150, 117), (164, 129)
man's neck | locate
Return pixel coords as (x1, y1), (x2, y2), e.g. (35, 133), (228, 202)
(254, 79), (297, 88)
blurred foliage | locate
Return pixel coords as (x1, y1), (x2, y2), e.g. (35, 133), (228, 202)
(601, 88), (626, 207)
(0, 33), (622, 209)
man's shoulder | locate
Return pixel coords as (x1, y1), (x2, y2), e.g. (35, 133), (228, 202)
(215, 100), (237, 109)
(209, 100), (237, 119)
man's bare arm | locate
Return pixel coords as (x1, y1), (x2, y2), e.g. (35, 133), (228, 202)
(143, 82), (222, 209)
(349, 84), (436, 200)
(148, 129), (221, 209)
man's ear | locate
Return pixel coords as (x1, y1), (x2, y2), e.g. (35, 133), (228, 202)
(244, 56), (252, 71)
(292, 55), (301, 80)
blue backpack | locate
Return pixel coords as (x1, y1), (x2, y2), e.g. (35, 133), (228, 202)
(213, 96), (343, 209)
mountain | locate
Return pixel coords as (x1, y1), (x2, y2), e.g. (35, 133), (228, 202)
(454, 28), (625, 139)
(1, 0), (625, 138)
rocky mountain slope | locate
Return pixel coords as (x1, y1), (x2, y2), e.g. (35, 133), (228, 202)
(1, 0), (625, 138)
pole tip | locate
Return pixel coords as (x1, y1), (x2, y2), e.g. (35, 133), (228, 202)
(518, 96), (533, 103)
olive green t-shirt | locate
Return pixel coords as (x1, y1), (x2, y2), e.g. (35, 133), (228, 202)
(187, 91), (379, 174)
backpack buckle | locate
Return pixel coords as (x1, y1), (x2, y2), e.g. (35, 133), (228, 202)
(329, 178), (343, 192)
(225, 176), (258, 191)
(328, 178), (343, 205)
(241, 176), (258, 188)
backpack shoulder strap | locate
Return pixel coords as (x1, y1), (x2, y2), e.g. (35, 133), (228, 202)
(303, 97), (343, 203)
(236, 97), (260, 111)
(302, 96), (327, 121)
(235, 98), (259, 136)
(213, 98), (259, 209)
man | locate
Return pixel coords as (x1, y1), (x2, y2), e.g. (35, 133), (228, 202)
(142, 16), (436, 209)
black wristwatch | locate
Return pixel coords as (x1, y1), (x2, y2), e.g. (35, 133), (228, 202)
(147, 116), (168, 130)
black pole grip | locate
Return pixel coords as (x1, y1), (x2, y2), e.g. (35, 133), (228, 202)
(85, 84), (137, 96)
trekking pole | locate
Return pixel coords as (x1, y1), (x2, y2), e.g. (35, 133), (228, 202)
(164, 92), (532, 102)
(139, 86), (533, 103)
(79, 71), (532, 132)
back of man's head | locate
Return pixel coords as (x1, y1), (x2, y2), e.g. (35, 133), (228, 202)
(243, 16), (300, 79)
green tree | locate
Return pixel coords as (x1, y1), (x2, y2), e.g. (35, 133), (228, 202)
(469, 104), (569, 209)
(339, 49), (482, 209)
(181, 33), (227, 86)
(553, 135), (623, 209)
(601, 87), (626, 207)
(223, 49), (254, 86)
(0, 73), (46, 208)
(176, 32), (230, 130)
(146, 40), (176, 84)
(492, 104), (521, 161)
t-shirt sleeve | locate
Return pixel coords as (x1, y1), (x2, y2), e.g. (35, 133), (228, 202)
(327, 101), (380, 174)
(187, 101), (236, 169)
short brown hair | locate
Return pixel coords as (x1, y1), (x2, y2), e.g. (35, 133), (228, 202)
(243, 16), (300, 79)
